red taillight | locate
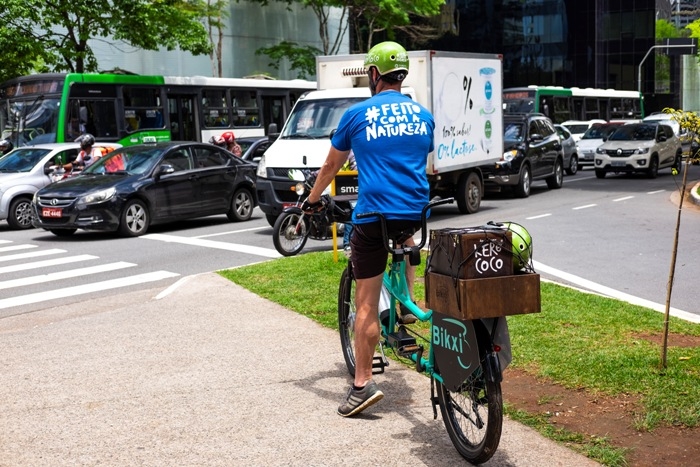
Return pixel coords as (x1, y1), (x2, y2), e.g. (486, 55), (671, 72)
(493, 344), (501, 352)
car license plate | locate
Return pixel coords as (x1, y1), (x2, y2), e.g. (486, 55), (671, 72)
(611, 161), (626, 167)
(41, 207), (62, 218)
(583, 154), (593, 160)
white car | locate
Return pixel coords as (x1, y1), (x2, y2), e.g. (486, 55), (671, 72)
(594, 123), (682, 179)
(576, 123), (624, 168)
(641, 113), (685, 138)
(0, 142), (120, 229)
(561, 119), (607, 142)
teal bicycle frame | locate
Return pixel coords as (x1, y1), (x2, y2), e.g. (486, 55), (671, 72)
(337, 196), (504, 464)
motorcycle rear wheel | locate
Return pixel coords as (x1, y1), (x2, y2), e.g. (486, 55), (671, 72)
(272, 211), (309, 256)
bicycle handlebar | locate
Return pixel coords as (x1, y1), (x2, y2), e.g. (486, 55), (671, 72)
(356, 197), (454, 256)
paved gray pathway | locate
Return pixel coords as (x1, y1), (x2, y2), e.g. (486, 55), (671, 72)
(0, 273), (600, 466)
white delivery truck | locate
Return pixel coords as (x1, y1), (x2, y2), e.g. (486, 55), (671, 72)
(255, 50), (503, 225)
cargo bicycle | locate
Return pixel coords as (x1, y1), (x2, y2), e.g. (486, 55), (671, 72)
(338, 198), (516, 464)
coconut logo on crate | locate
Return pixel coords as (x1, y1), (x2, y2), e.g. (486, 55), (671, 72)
(472, 237), (506, 275)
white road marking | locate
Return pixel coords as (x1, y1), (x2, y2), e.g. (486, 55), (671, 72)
(0, 249), (66, 263)
(0, 244), (37, 253)
(0, 271), (180, 310)
(155, 275), (197, 299)
(142, 233), (282, 258)
(0, 240), (11, 244)
(573, 204), (597, 210)
(195, 226), (269, 238)
(525, 213), (552, 220)
(534, 260), (699, 323)
(0, 262), (136, 290)
(648, 190), (665, 194)
(0, 255), (99, 275)
(613, 196), (634, 202)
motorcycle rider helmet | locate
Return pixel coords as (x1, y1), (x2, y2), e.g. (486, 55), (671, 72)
(0, 139), (13, 154)
(75, 133), (95, 150)
(220, 131), (236, 143)
(503, 222), (532, 270)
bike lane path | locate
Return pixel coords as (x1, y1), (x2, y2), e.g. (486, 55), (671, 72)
(0, 272), (600, 466)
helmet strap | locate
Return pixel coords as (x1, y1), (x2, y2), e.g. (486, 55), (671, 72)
(368, 68), (380, 96)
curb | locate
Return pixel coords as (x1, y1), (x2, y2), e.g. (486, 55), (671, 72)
(692, 181), (700, 207)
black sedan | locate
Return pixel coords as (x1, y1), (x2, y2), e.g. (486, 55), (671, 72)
(32, 141), (257, 237)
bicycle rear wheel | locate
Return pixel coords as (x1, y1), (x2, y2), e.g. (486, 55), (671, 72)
(436, 357), (503, 464)
(338, 265), (357, 377)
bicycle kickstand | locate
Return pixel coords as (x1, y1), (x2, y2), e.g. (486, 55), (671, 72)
(372, 342), (389, 374)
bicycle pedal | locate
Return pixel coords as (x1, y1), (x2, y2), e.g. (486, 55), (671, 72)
(387, 326), (417, 351)
(372, 355), (387, 374)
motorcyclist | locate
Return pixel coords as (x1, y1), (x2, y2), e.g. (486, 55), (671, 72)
(57, 134), (102, 171)
(211, 131), (242, 157)
(0, 139), (13, 155)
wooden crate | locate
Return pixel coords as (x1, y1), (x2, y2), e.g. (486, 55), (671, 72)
(425, 271), (541, 320)
(428, 227), (513, 279)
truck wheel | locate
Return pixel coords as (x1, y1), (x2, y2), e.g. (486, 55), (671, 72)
(456, 171), (482, 214)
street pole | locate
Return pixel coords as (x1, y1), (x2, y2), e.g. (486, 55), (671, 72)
(638, 43), (698, 95)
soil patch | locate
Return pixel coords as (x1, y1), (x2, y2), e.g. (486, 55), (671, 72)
(503, 346), (700, 467)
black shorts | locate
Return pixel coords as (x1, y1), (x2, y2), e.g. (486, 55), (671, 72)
(350, 220), (421, 279)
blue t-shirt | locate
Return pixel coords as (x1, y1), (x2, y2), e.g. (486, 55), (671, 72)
(331, 90), (435, 223)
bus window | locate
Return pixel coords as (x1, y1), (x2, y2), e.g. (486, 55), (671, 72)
(231, 90), (260, 127)
(202, 89), (229, 127)
(552, 96), (570, 124)
(122, 87), (164, 131)
(67, 99), (118, 140)
(584, 98), (599, 120)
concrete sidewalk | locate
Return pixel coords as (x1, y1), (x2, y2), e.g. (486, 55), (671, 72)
(0, 273), (600, 466)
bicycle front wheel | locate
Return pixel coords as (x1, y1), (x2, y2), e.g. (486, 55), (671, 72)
(436, 359), (503, 464)
(338, 265), (357, 377)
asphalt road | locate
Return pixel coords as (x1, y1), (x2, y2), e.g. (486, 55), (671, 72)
(1, 164), (699, 320)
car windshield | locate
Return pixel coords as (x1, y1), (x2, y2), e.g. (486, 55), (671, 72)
(281, 98), (364, 139)
(0, 148), (50, 172)
(503, 122), (525, 141)
(581, 125), (618, 140)
(608, 124), (656, 141)
(562, 124), (589, 134)
(84, 146), (165, 175)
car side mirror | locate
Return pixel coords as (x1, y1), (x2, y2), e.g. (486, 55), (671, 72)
(657, 134), (667, 142)
(529, 133), (544, 142)
(155, 164), (175, 179)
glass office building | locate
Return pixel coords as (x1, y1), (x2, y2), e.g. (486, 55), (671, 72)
(425, 0), (659, 105)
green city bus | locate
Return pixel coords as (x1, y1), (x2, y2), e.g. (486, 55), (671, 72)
(0, 73), (316, 148)
(503, 85), (645, 123)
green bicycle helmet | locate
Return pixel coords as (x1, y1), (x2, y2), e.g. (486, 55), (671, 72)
(502, 222), (533, 270)
(364, 41), (409, 78)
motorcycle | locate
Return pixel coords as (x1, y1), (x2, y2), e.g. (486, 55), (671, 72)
(272, 169), (355, 256)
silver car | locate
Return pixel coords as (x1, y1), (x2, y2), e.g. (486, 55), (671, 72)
(554, 124), (579, 175)
(0, 142), (120, 229)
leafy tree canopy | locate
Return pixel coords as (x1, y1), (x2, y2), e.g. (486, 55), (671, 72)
(0, 0), (212, 82)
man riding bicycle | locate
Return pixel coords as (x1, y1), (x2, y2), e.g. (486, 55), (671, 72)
(303, 41), (435, 417)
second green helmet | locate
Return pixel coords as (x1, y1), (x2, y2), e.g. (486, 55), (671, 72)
(364, 41), (409, 77)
